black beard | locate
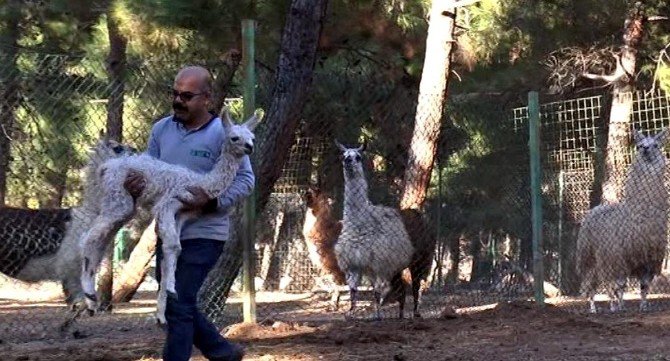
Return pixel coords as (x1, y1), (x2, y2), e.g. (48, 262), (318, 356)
(173, 102), (187, 112)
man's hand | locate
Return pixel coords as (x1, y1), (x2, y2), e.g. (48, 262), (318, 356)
(178, 186), (218, 212)
(124, 171), (146, 199)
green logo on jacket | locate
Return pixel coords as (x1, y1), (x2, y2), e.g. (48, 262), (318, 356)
(190, 149), (211, 158)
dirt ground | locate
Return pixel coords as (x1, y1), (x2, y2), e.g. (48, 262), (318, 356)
(3, 301), (670, 361)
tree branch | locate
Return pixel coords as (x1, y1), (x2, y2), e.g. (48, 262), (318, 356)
(446, 0), (481, 8)
(648, 15), (669, 22)
(582, 53), (627, 83)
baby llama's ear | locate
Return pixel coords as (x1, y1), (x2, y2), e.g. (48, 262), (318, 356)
(221, 107), (234, 129)
(243, 113), (261, 131)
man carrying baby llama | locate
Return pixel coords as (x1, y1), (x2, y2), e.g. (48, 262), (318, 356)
(125, 66), (252, 361)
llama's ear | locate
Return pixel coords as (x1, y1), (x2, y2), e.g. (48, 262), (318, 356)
(335, 140), (347, 152)
(98, 129), (108, 142)
(633, 129), (645, 144)
(654, 128), (670, 145)
(221, 108), (234, 129)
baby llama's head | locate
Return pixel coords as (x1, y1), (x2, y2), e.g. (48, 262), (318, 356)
(221, 109), (261, 157)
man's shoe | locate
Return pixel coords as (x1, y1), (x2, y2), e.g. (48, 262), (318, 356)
(208, 343), (245, 361)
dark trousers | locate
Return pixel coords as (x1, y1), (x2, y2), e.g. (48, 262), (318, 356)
(156, 238), (234, 361)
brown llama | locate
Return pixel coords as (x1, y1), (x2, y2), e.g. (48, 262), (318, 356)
(302, 186), (346, 307)
(384, 208), (437, 318)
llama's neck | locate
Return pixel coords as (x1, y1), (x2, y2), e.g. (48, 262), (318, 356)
(623, 158), (669, 206)
(343, 173), (370, 219)
(201, 151), (242, 197)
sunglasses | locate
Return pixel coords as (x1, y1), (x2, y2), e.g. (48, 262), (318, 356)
(169, 89), (207, 102)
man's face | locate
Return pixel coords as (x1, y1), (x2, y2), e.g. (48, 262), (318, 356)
(171, 74), (209, 122)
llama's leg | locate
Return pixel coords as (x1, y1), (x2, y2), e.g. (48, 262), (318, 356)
(345, 271), (362, 319)
(412, 278), (422, 318)
(154, 203), (183, 325)
(372, 289), (382, 321)
(608, 277), (626, 312)
(580, 267), (598, 313)
(79, 216), (125, 314)
(331, 286), (341, 311)
(640, 273), (653, 312)
(398, 290), (405, 320)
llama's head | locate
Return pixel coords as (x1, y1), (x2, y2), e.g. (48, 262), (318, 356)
(335, 140), (366, 178)
(221, 109), (261, 156)
(304, 186), (335, 214)
(633, 128), (669, 165)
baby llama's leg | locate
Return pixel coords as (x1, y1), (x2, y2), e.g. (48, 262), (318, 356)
(154, 201), (183, 325)
(79, 215), (126, 314)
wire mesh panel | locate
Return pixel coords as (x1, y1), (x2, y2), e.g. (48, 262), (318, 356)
(515, 90), (670, 313)
(5, 45), (670, 355)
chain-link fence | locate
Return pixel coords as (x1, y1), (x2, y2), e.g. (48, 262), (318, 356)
(3, 47), (670, 348)
(526, 90), (670, 313)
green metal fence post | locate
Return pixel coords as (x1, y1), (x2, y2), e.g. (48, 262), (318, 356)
(557, 169), (564, 290)
(528, 91), (545, 306)
(241, 19), (257, 323)
(113, 228), (128, 267)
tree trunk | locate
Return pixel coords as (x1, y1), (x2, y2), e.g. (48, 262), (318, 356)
(105, 10), (127, 142)
(399, 1), (456, 210)
(599, 2), (646, 204)
(112, 220), (157, 303)
(212, 49), (243, 114)
(97, 10), (129, 309)
(196, 0), (329, 326)
(256, 0), (329, 214)
(0, 0), (21, 207)
(446, 233), (461, 284)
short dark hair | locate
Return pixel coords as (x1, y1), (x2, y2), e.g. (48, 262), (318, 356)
(175, 66), (213, 94)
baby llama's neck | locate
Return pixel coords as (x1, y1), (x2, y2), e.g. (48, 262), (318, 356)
(201, 151), (242, 197)
(343, 173), (370, 219)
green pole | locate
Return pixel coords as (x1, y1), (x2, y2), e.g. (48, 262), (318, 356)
(557, 170), (564, 290)
(528, 91), (545, 306)
(113, 228), (127, 267)
(241, 19), (257, 323)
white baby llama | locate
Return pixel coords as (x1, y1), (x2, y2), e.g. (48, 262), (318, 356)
(10, 136), (136, 307)
(333, 141), (414, 320)
(79, 110), (260, 324)
(577, 128), (670, 313)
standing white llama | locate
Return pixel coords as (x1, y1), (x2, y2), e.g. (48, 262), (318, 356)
(333, 141), (414, 320)
(79, 110), (260, 324)
(578, 128), (670, 313)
